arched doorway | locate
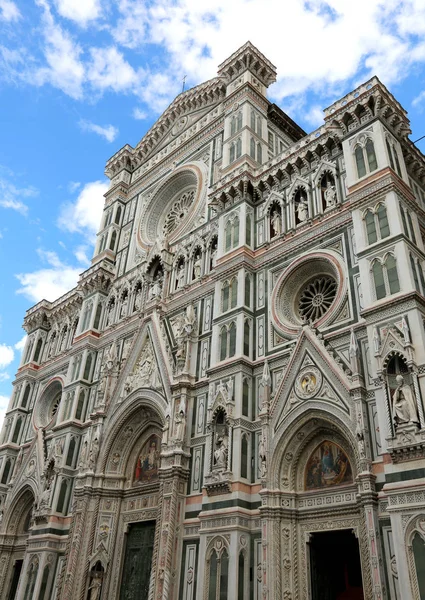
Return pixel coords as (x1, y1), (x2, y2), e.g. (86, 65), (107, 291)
(1, 488), (35, 600)
(264, 414), (372, 600)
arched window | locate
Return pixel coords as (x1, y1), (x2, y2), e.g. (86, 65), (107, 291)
(257, 143), (262, 163)
(244, 274), (251, 307)
(230, 143), (235, 164)
(386, 254), (400, 294)
(229, 322), (236, 357)
(250, 137), (255, 158)
(33, 338), (43, 363)
(411, 254), (420, 292)
(81, 302), (93, 332)
(243, 320), (250, 357)
(355, 145), (366, 178)
(23, 560), (39, 600)
(237, 111), (242, 131)
(241, 435), (248, 479)
(246, 213), (252, 247)
(225, 221), (232, 252)
(66, 438), (76, 467)
(372, 261), (386, 300)
(75, 391), (85, 421)
(93, 302), (103, 330)
(224, 216), (240, 252)
(59, 326), (68, 352)
(1, 459), (11, 484)
(407, 211), (417, 245)
(56, 479), (70, 514)
(365, 210), (377, 244)
(364, 204), (390, 245)
(242, 379), (249, 417)
(256, 116), (262, 136)
(230, 277), (238, 309)
(109, 230), (117, 251)
(208, 551), (218, 600)
(219, 327), (227, 362)
(250, 110), (256, 131)
(238, 552), (246, 600)
(21, 384), (31, 408)
(83, 353), (93, 381)
(413, 532), (425, 598)
(222, 281), (230, 312)
(236, 138), (242, 159)
(38, 565), (50, 600)
(11, 417), (22, 444)
(230, 115), (236, 136)
(115, 205), (122, 224)
(365, 138), (377, 171)
(393, 147), (402, 177)
(233, 217), (240, 247)
(386, 138), (395, 170)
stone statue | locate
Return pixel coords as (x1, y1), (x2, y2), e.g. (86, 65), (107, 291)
(175, 406), (186, 441)
(162, 412), (170, 446)
(210, 247), (218, 269)
(271, 210), (282, 236)
(176, 264), (185, 289)
(134, 287), (142, 311)
(88, 438), (99, 471)
(401, 316), (411, 344)
(150, 273), (163, 299)
(373, 327), (380, 354)
(214, 436), (228, 470)
(259, 436), (267, 477)
(120, 295), (128, 318)
(88, 574), (102, 600)
(193, 257), (202, 279)
(297, 197), (308, 222)
(79, 440), (88, 469)
(324, 180), (337, 208)
(392, 375), (419, 427)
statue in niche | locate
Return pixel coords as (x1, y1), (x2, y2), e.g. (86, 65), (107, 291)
(392, 375), (420, 427)
(214, 436), (228, 470)
(297, 196), (308, 222)
(175, 404), (186, 442)
(79, 440), (88, 469)
(120, 295), (128, 318)
(134, 286), (142, 311)
(259, 436), (267, 477)
(193, 255), (202, 279)
(88, 438), (99, 471)
(323, 179), (337, 208)
(210, 245), (218, 269)
(176, 263), (185, 289)
(270, 210), (282, 236)
(88, 574), (103, 600)
(149, 272), (163, 300)
(106, 302), (115, 326)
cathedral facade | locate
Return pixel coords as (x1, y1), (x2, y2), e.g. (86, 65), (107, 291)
(1, 42), (425, 600)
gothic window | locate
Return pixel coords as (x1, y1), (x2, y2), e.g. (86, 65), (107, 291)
(115, 204), (122, 224)
(364, 203), (390, 245)
(406, 209), (417, 245)
(410, 254), (425, 295)
(246, 213), (252, 247)
(250, 137), (255, 158)
(354, 138), (378, 179)
(1, 459), (11, 484)
(386, 138), (395, 170)
(33, 338), (43, 363)
(93, 302), (103, 330)
(237, 111), (243, 131)
(66, 437), (76, 467)
(219, 322), (237, 360)
(110, 229), (117, 252)
(83, 353), (94, 381)
(238, 553), (246, 600)
(71, 355), (82, 381)
(230, 142), (235, 163)
(257, 143), (262, 163)
(225, 220), (232, 252)
(11, 416), (22, 444)
(244, 273), (251, 307)
(81, 301), (93, 332)
(23, 338), (33, 364)
(411, 254), (420, 292)
(56, 479), (71, 514)
(75, 391), (85, 421)
(59, 325), (68, 352)
(386, 137), (403, 178)
(219, 326), (227, 361)
(105, 210), (113, 227)
(372, 254), (400, 300)
(23, 560), (39, 600)
(233, 217), (240, 246)
(21, 384), (31, 408)
(413, 532), (425, 597)
(221, 281), (230, 312)
(229, 322), (236, 357)
(38, 565), (50, 600)
(393, 146), (402, 178)
(236, 137), (242, 159)
(242, 379), (249, 417)
(243, 320), (250, 357)
(230, 277), (238, 309)
(224, 216), (240, 252)
(99, 235), (107, 253)
(241, 434), (248, 479)
(250, 110), (256, 131)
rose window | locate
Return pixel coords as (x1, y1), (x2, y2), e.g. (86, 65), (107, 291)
(298, 276), (337, 322)
(162, 190), (195, 235)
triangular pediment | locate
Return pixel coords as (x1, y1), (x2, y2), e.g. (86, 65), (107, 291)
(271, 328), (353, 432)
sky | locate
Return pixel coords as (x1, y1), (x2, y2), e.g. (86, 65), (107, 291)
(0, 0), (425, 427)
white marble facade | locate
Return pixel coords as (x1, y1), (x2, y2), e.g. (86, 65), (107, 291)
(1, 42), (425, 600)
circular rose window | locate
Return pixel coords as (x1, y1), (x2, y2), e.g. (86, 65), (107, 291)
(271, 250), (347, 337)
(137, 164), (206, 248)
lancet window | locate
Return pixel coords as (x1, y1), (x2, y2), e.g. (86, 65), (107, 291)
(371, 254), (400, 300)
(364, 203), (390, 245)
(354, 137), (378, 178)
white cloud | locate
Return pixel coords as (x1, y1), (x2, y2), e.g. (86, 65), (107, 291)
(0, 172), (38, 215)
(79, 119), (119, 142)
(74, 244), (91, 265)
(16, 249), (82, 303)
(57, 180), (107, 239)
(68, 181), (81, 193)
(133, 107), (148, 120)
(0, 344), (14, 369)
(0, 0), (20, 22)
(304, 105), (325, 128)
(87, 46), (141, 93)
(54, 0), (101, 26)
(413, 90), (425, 107)
(14, 335), (27, 352)
(34, 0), (85, 99)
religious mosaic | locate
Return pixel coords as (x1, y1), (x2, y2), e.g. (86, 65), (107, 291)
(305, 441), (353, 490)
(134, 434), (161, 483)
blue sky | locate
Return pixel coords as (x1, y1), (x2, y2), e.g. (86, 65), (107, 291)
(0, 0), (425, 425)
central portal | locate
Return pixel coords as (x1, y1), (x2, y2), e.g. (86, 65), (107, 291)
(309, 529), (364, 600)
(120, 521), (156, 600)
